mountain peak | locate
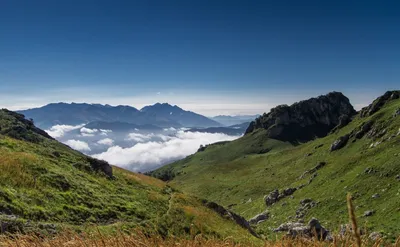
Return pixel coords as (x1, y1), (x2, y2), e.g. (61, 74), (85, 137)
(245, 91), (356, 143)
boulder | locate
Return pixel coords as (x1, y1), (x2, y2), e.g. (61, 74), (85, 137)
(87, 157), (113, 178)
(369, 232), (382, 241)
(248, 211), (269, 225)
(275, 218), (331, 240)
(264, 189), (280, 206)
(372, 194), (380, 199)
(364, 210), (375, 217)
(330, 134), (350, 151)
(283, 187), (297, 196)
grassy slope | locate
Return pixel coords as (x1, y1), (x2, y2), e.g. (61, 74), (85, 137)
(153, 98), (400, 240)
(0, 111), (257, 242)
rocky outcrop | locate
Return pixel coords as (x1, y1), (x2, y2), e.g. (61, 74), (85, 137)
(87, 157), (113, 178)
(299, 162), (326, 179)
(203, 200), (259, 238)
(274, 218), (331, 240)
(264, 188), (297, 206)
(296, 199), (318, 218)
(360, 91), (400, 118)
(245, 92), (356, 143)
(330, 134), (350, 151)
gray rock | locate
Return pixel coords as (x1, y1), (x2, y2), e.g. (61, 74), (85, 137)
(330, 134), (350, 151)
(264, 189), (280, 206)
(355, 121), (373, 139)
(364, 210), (375, 217)
(372, 194), (380, 199)
(283, 187), (297, 196)
(275, 218), (331, 240)
(248, 211), (270, 225)
(393, 108), (400, 117)
(369, 232), (382, 241)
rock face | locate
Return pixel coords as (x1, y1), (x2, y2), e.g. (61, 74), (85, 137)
(274, 218), (331, 240)
(360, 91), (400, 118)
(245, 92), (356, 143)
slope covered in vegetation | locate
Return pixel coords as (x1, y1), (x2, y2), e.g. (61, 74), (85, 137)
(0, 109), (256, 242)
(151, 91), (400, 240)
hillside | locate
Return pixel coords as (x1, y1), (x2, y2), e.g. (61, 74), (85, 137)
(0, 109), (257, 242)
(151, 91), (400, 240)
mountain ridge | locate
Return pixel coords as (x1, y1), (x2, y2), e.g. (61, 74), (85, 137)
(18, 102), (220, 129)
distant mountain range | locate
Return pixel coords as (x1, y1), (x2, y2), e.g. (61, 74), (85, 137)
(18, 102), (222, 129)
(211, 115), (259, 126)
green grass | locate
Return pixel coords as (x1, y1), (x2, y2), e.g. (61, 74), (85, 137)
(0, 110), (258, 243)
(152, 97), (400, 241)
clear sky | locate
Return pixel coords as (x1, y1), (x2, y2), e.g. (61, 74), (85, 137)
(1, 0), (399, 116)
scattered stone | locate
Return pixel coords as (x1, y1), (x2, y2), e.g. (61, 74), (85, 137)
(393, 108), (400, 118)
(396, 175), (400, 181)
(372, 194), (380, 199)
(363, 210), (375, 217)
(296, 199), (317, 218)
(282, 187), (297, 196)
(299, 162), (326, 179)
(355, 121), (373, 139)
(275, 218), (331, 240)
(369, 232), (382, 241)
(305, 153), (313, 157)
(264, 189), (280, 206)
(248, 211), (270, 225)
(330, 134), (350, 151)
(369, 141), (381, 148)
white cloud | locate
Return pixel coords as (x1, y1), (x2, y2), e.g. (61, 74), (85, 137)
(45, 124), (85, 138)
(81, 133), (95, 137)
(92, 131), (239, 172)
(64, 139), (91, 152)
(126, 132), (153, 142)
(163, 127), (176, 131)
(80, 127), (98, 134)
(100, 129), (112, 133)
(97, 138), (114, 146)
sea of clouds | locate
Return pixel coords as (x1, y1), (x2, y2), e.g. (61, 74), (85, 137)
(45, 124), (240, 172)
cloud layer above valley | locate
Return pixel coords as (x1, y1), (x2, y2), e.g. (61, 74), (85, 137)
(93, 130), (239, 172)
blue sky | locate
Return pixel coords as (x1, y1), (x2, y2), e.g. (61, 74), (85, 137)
(0, 0), (399, 115)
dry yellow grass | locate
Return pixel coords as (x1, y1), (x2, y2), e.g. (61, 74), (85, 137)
(0, 230), (399, 247)
(0, 151), (38, 187)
